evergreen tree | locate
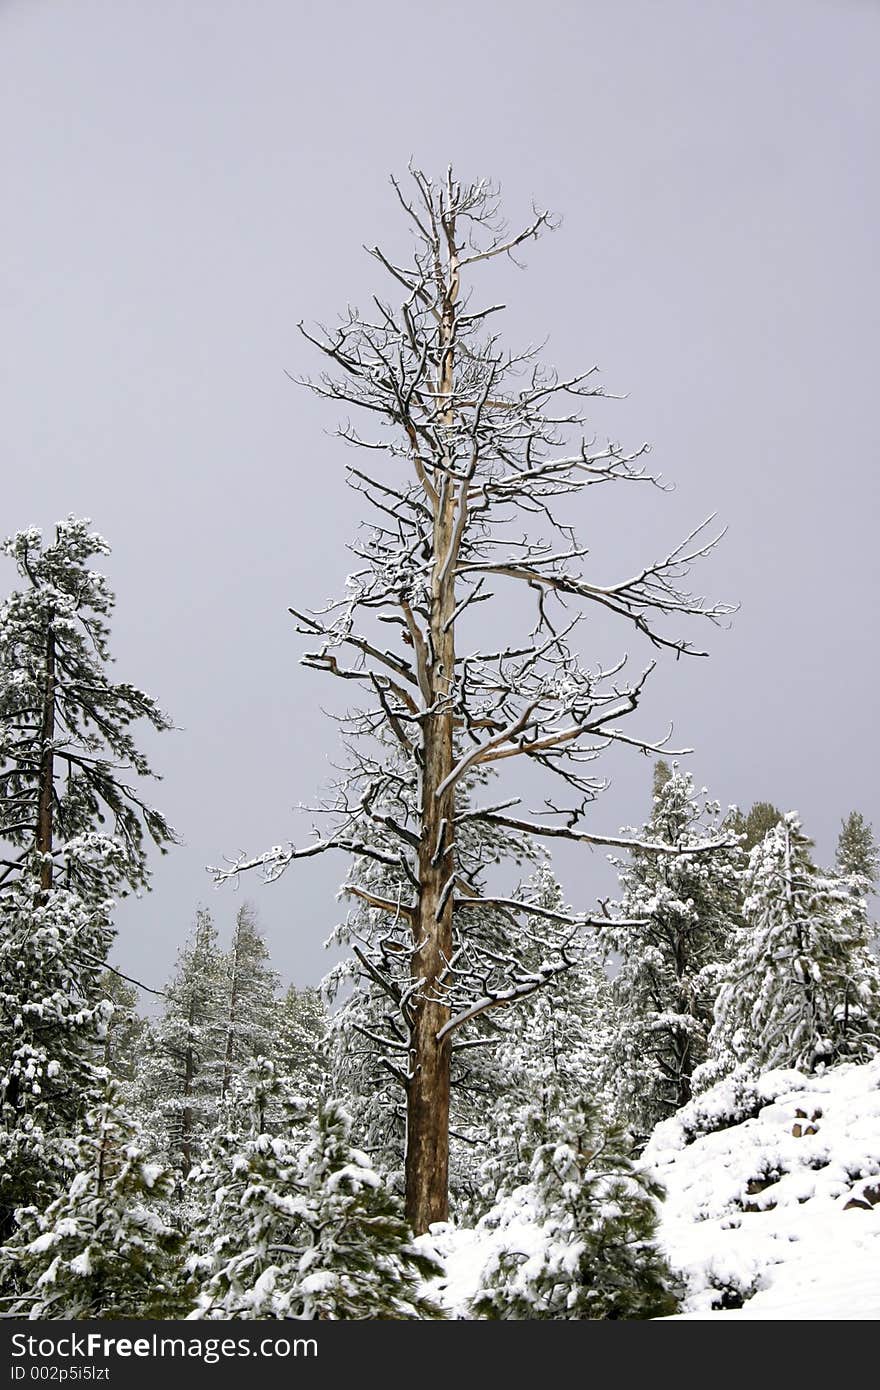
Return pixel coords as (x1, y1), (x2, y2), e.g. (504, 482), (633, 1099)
(836, 811), (878, 885)
(602, 767), (744, 1134)
(475, 862), (616, 1206)
(1, 1086), (186, 1319)
(0, 518), (174, 1231)
(653, 758), (673, 799)
(699, 813), (880, 1084)
(0, 517), (175, 898)
(0, 864), (115, 1233)
(740, 801), (784, 853)
(138, 909), (227, 1172)
(97, 971), (146, 1089)
(189, 1066), (443, 1319)
(273, 983), (327, 1109)
(220, 903), (279, 1098)
(471, 1098), (679, 1320)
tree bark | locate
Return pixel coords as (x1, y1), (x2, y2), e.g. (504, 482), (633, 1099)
(405, 219), (459, 1233)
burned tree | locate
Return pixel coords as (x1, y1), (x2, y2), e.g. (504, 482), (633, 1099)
(217, 169), (731, 1231)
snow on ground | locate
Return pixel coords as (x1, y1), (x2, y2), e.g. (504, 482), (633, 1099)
(425, 1057), (880, 1319)
(648, 1055), (880, 1320)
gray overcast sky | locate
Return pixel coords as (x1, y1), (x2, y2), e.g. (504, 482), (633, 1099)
(2, 0), (878, 997)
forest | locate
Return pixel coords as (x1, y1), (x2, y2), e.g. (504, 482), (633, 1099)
(1, 170), (878, 1321)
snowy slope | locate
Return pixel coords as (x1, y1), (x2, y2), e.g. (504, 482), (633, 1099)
(428, 1057), (880, 1319)
(646, 1056), (880, 1319)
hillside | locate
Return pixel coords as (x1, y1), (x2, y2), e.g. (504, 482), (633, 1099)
(648, 1055), (880, 1319)
(431, 1056), (880, 1319)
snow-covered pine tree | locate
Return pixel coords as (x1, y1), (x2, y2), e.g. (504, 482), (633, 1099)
(740, 802), (784, 853)
(0, 518), (175, 1234)
(138, 909), (227, 1173)
(0, 518), (174, 898)
(97, 970), (146, 1089)
(699, 813), (880, 1084)
(272, 983), (327, 1110)
(0, 864), (115, 1234)
(602, 766), (744, 1135)
(475, 861), (617, 1207)
(471, 1097), (679, 1320)
(1, 1085), (186, 1319)
(836, 811), (878, 885)
(285, 1100), (444, 1320)
(220, 903), (279, 1098)
(189, 1063), (443, 1320)
(213, 168), (731, 1231)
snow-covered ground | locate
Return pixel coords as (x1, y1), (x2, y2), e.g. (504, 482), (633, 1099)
(648, 1056), (880, 1319)
(428, 1056), (880, 1320)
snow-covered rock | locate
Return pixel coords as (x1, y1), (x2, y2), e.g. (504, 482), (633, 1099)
(647, 1056), (880, 1319)
(427, 1057), (880, 1319)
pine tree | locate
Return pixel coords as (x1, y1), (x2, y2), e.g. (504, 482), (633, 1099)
(1, 1086), (186, 1319)
(471, 1098), (679, 1320)
(189, 1066), (443, 1319)
(836, 811), (878, 885)
(0, 518), (175, 1232)
(220, 903), (279, 1098)
(0, 517), (174, 899)
(653, 758), (673, 799)
(273, 983), (327, 1109)
(97, 971), (146, 1089)
(603, 767), (744, 1134)
(138, 909), (227, 1172)
(740, 801), (784, 853)
(475, 862), (616, 1206)
(0, 867), (115, 1233)
(699, 813), (880, 1084)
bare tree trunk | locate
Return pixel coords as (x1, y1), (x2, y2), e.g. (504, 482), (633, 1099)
(212, 167), (730, 1236)
(36, 614), (56, 893)
(405, 233), (459, 1232)
(406, 683), (455, 1229)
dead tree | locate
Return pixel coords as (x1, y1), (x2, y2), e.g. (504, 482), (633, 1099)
(216, 168), (732, 1232)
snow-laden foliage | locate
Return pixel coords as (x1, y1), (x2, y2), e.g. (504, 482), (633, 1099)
(468, 1098), (679, 1319)
(646, 1055), (880, 1317)
(836, 810), (878, 890)
(271, 983), (328, 1112)
(188, 1064), (443, 1319)
(0, 862), (115, 1233)
(0, 517), (175, 1233)
(603, 767), (744, 1134)
(96, 970), (146, 1093)
(473, 862), (617, 1209)
(219, 903), (280, 1099)
(0, 1088), (186, 1319)
(0, 517), (175, 898)
(136, 909), (228, 1172)
(699, 813), (880, 1086)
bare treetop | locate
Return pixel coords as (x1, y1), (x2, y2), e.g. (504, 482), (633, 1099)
(216, 166), (733, 1229)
